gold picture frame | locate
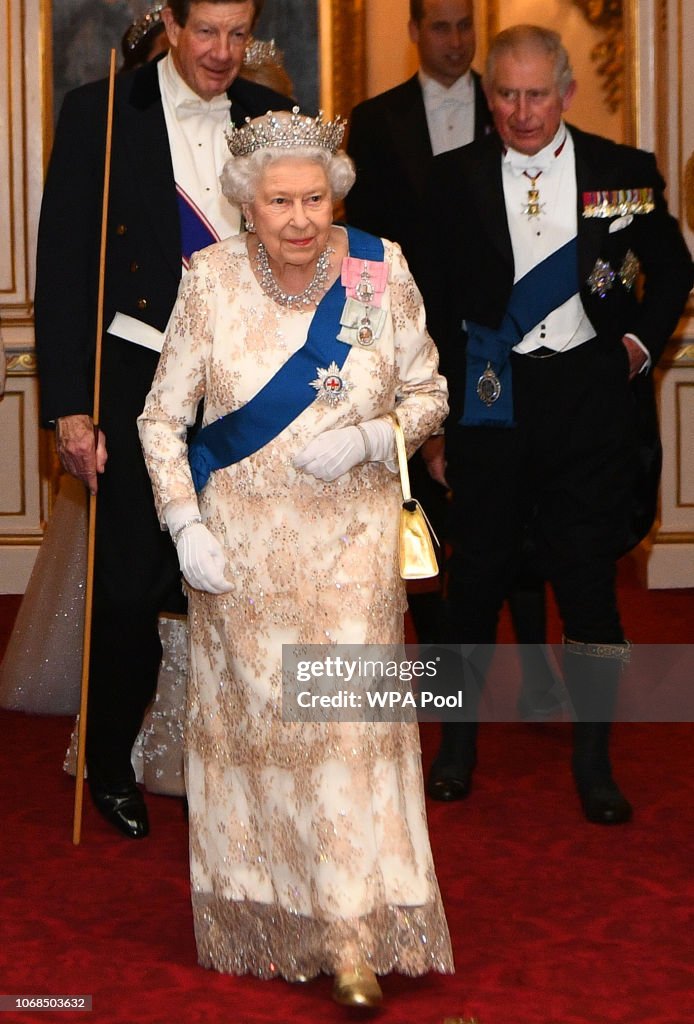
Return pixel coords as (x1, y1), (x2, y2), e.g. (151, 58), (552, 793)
(319, 0), (366, 118)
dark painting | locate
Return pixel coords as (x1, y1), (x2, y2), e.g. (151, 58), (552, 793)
(52, 1), (319, 122)
(254, 1), (319, 113)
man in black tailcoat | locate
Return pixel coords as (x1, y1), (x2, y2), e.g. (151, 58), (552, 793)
(34, 0), (293, 838)
(420, 24), (693, 823)
(345, 0), (493, 655)
(345, 0), (491, 291)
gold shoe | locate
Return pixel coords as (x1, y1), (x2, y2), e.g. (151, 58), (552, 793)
(332, 964), (383, 1008)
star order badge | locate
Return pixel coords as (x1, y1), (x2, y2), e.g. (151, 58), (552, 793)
(587, 257), (616, 298)
(310, 361), (354, 406)
(619, 249), (640, 291)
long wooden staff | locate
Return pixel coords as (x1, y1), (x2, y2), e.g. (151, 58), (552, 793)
(73, 49), (117, 845)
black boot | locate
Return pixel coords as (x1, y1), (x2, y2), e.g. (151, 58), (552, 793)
(426, 643), (491, 801)
(571, 722), (632, 824)
(563, 640), (632, 825)
(427, 721), (478, 801)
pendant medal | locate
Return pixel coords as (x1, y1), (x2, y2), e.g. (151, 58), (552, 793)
(354, 262), (375, 345)
(477, 362), (501, 407)
(522, 173), (544, 220)
(357, 313), (374, 346)
(355, 262), (375, 304)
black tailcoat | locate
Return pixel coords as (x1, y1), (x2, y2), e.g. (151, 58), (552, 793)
(421, 125), (693, 643)
(423, 125), (693, 392)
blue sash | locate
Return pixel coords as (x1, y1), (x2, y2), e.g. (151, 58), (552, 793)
(188, 226), (384, 492)
(462, 238), (578, 427)
(177, 188), (218, 268)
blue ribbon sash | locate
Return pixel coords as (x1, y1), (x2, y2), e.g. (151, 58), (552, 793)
(188, 226), (384, 492)
(462, 237), (578, 427)
(177, 187), (219, 269)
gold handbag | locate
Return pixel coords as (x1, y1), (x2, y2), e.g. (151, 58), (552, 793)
(389, 412), (440, 580)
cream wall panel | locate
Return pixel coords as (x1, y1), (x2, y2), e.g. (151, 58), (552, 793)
(0, 391), (26, 515)
(658, 369), (694, 532)
(678, 381), (694, 505)
(644, 0), (694, 587)
(0, 376), (41, 529)
(0, 0), (48, 593)
(0, 373), (43, 592)
(0, 0), (43, 316)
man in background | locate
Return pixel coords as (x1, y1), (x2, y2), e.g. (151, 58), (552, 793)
(35, 0), (293, 839)
(346, 0), (490, 289)
(345, 1), (493, 701)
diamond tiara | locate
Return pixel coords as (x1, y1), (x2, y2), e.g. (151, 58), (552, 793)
(124, 2), (165, 52)
(226, 106), (346, 157)
(242, 37), (284, 70)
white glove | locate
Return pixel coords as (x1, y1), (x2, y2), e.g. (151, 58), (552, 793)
(176, 522), (233, 594)
(294, 419), (395, 482)
(163, 501), (234, 594)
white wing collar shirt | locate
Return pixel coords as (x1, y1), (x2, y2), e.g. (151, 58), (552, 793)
(420, 69), (475, 156)
(502, 124), (596, 356)
(107, 54), (242, 355)
(159, 51), (241, 254)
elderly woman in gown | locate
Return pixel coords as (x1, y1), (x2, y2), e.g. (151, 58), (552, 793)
(138, 107), (452, 1008)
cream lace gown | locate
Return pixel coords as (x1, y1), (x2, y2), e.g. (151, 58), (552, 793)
(138, 231), (453, 980)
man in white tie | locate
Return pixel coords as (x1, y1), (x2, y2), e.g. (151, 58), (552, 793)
(420, 25), (693, 824)
(34, 0), (293, 839)
(345, 1), (558, 778)
(345, 0), (491, 290)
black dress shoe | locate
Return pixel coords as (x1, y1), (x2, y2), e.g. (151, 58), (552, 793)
(427, 762), (473, 802)
(89, 781), (150, 839)
(578, 780), (632, 825)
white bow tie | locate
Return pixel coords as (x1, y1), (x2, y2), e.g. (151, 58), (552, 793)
(504, 130), (567, 177)
(176, 95), (231, 122)
(426, 79), (472, 109)
(504, 150), (555, 178)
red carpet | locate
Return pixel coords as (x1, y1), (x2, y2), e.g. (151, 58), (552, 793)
(1, 562), (693, 1024)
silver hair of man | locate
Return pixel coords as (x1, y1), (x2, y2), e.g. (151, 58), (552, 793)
(221, 147), (356, 206)
(484, 24), (575, 98)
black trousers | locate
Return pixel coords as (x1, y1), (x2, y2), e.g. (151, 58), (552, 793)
(86, 337), (185, 785)
(444, 336), (637, 647)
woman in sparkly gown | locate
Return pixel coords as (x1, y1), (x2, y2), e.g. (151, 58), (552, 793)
(138, 108), (452, 1008)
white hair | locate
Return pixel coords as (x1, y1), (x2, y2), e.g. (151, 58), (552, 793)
(484, 24), (574, 97)
(220, 147), (356, 205)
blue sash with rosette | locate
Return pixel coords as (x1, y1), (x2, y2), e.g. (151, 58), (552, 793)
(188, 226), (384, 492)
(462, 237), (578, 427)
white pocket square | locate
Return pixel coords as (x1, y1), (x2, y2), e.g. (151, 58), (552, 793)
(608, 214), (634, 233)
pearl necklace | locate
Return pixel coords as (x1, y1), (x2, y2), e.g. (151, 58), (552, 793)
(255, 241), (334, 309)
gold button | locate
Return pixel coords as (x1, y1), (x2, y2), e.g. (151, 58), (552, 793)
(137, 298), (147, 310)
(130, 261), (139, 273)
(116, 224), (127, 235)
